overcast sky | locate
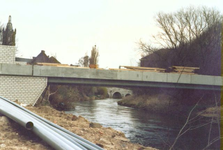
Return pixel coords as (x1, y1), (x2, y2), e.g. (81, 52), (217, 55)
(1, 0), (222, 68)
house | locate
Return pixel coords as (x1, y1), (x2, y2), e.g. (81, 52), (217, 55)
(15, 50), (60, 65)
(29, 50), (60, 64)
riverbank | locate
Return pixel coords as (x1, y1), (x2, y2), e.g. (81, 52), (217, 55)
(0, 105), (157, 150)
(118, 92), (221, 118)
(118, 94), (188, 116)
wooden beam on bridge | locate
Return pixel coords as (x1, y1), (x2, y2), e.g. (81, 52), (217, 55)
(119, 66), (166, 72)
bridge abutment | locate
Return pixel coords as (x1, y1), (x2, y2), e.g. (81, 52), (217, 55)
(0, 45), (47, 105)
(0, 76), (47, 105)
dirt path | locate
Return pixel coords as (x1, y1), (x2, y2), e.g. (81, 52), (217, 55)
(0, 106), (157, 150)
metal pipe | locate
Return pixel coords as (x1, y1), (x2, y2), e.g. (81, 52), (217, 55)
(0, 100), (34, 130)
(0, 96), (104, 150)
(31, 113), (104, 150)
(36, 118), (95, 150)
(17, 106), (84, 150)
(0, 97), (83, 150)
(20, 104), (101, 150)
(37, 120), (89, 150)
(30, 115), (82, 150)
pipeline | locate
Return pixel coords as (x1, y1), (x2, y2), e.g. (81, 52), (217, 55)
(0, 96), (104, 150)
(0, 100), (34, 130)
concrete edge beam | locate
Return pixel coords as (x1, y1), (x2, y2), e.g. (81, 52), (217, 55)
(167, 73), (191, 83)
(33, 65), (118, 79)
(48, 77), (222, 91)
(0, 64), (222, 87)
(0, 63), (32, 76)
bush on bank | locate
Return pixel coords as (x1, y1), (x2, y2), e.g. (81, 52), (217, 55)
(37, 85), (109, 110)
(118, 87), (221, 117)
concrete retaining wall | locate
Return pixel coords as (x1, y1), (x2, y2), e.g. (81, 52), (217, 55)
(0, 76), (47, 105)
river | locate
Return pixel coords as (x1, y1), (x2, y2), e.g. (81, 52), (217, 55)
(66, 98), (220, 150)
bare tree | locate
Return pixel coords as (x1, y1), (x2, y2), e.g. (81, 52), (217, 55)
(140, 6), (221, 53)
(139, 6), (222, 75)
(169, 94), (221, 150)
(37, 85), (61, 106)
(89, 45), (99, 65)
(77, 55), (89, 67)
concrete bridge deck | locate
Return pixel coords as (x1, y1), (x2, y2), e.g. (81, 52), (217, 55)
(0, 63), (222, 91)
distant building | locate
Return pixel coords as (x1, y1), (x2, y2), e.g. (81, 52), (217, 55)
(29, 50), (60, 64)
(15, 50), (60, 65)
(0, 16), (59, 65)
(1, 16), (16, 46)
(15, 57), (32, 65)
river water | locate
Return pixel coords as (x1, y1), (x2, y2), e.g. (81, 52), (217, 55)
(66, 98), (220, 150)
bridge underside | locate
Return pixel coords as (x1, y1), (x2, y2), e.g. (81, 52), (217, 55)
(48, 77), (222, 91)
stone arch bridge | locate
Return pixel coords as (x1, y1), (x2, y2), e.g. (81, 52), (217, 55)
(107, 87), (133, 99)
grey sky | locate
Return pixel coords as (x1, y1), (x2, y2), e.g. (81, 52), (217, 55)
(1, 0), (222, 68)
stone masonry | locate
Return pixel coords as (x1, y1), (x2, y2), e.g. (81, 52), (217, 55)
(107, 87), (132, 98)
(0, 45), (47, 105)
(0, 45), (15, 64)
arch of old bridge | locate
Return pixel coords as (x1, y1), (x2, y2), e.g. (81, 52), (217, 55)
(107, 87), (133, 98)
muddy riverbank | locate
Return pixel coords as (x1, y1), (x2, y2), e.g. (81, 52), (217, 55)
(0, 105), (157, 150)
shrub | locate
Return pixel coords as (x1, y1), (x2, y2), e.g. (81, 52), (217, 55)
(96, 87), (108, 98)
